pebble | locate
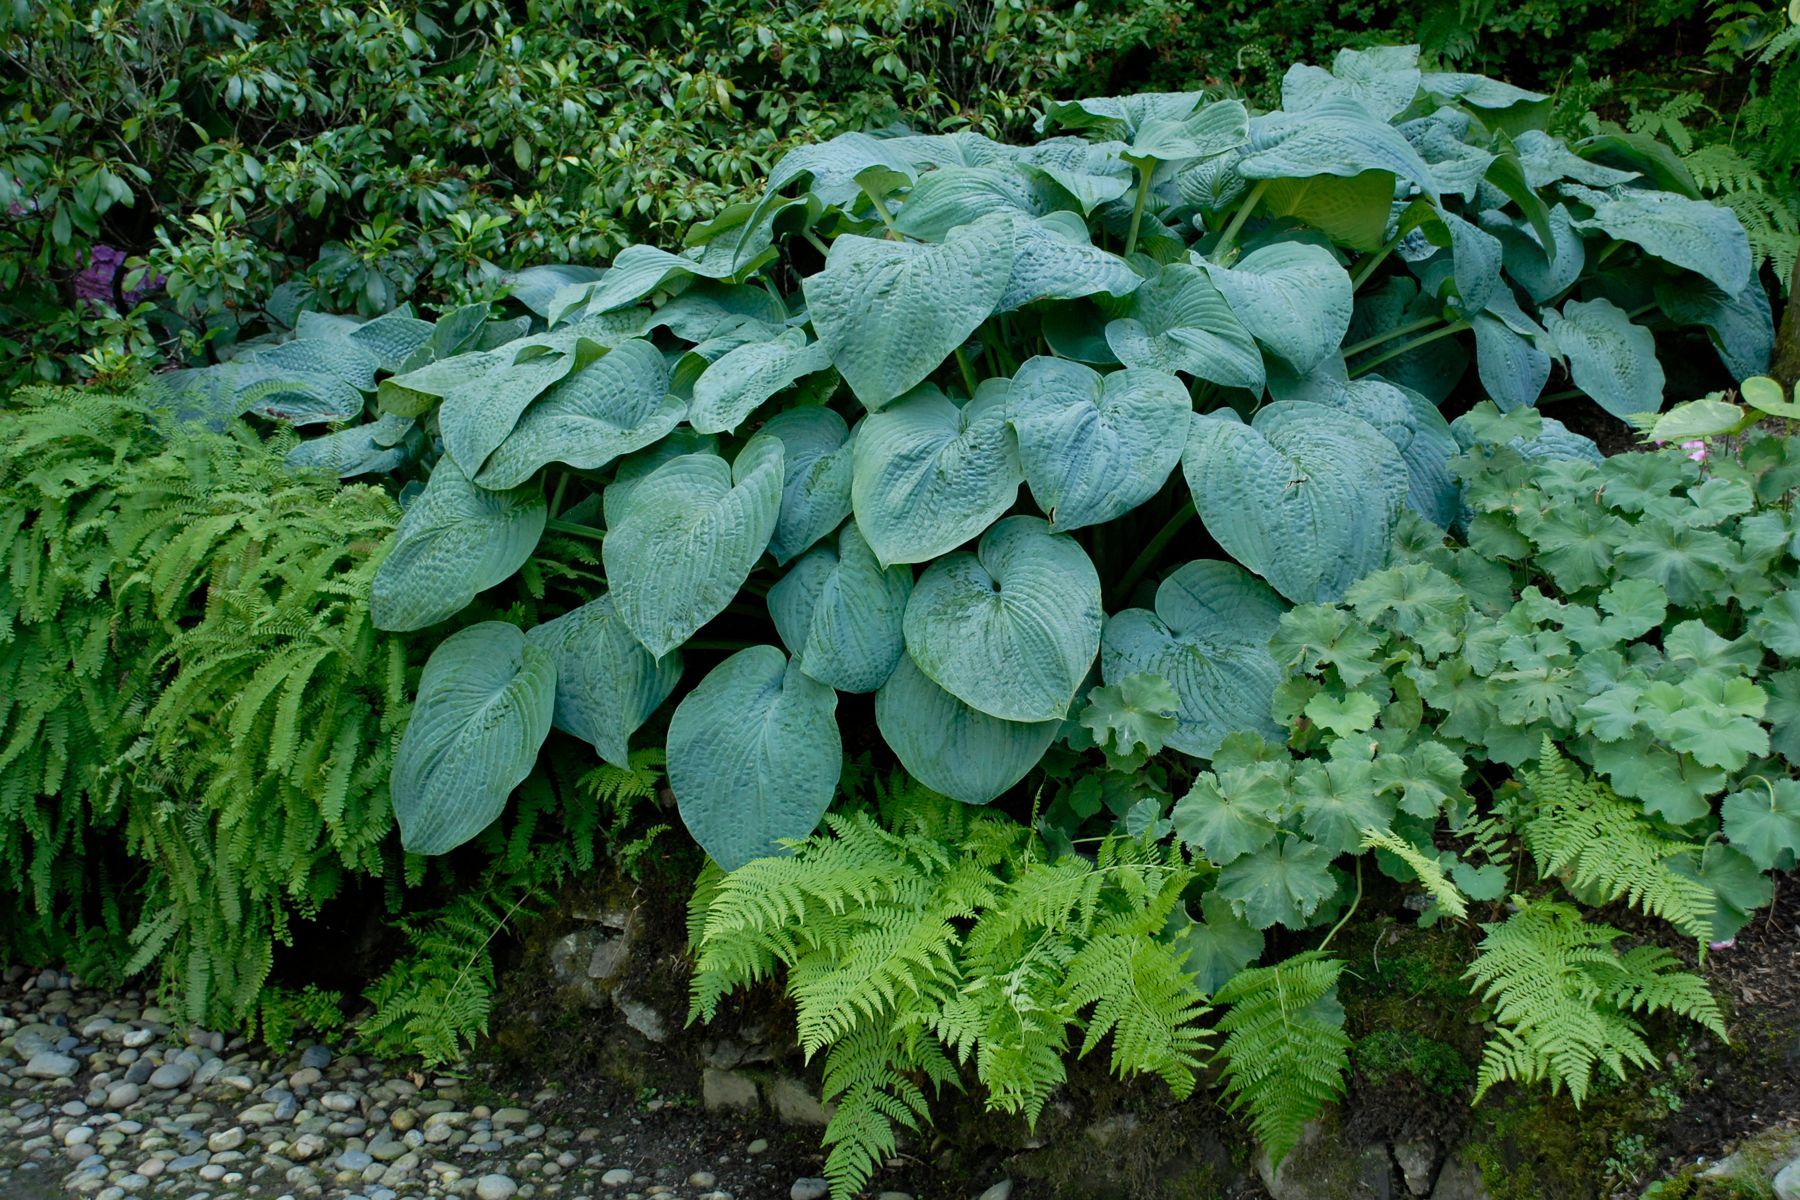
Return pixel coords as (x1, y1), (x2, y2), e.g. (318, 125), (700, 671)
(978, 1182), (1014, 1200)
(23, 1051), (79, 1078)
(147, 1062), (192, 1089)
(746, 1138), (769, 1155)
(602, 1166), (634, 1186)
(105, 1082), (139, 1108)
(476, 1173), (520, 1200)
(690, 1171), (718, 1187)
(792, 1178), (830, 1200)
(300, 1044), (332, 1069)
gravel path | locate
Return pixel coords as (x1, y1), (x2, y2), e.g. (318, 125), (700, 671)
(0, 967), (959, 1200)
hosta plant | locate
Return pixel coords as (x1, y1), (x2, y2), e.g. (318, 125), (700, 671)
(161, 49), (1775, 875)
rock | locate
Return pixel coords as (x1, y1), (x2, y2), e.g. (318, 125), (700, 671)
(746, 1138), (769, 1155)
(689, 1172), (718, 1188)
(288, 1133), (327, 1161)
(1257, 1114), (1393, 1200)
(768, 1076), (834, 1127)
(588, 937), (630, 981)
(475, 1173), (519, 1200)
(123, 1059), (153, 1085)
(602, 1167), (634, 1186)
(1429, 1147), (1492, 1200)
(702, 1068), (759, 1113)
(1394, 1140), (1439, 1196)
(878, 1193), (915, 1200)
(120, 1028), (154, 1049)
(615, 995), (669, 1042)
(491, 1106), (530, 1126)
(288, 1067), (323, 1089)
(23, 1051), (79, 1079)
(792, 1179), (831, 1200)
(320, 1091), (358, 1112)
(105, 1082), (140, 1109)
(1774, 1158), (1800, 1200)
(339, 1149), (375, 1170)
(299, 1045), (332, 1070)
(147, 1062), (192, 1089)
(977, 1183), (1014, 1200)
(208, 1127), (247, 1152)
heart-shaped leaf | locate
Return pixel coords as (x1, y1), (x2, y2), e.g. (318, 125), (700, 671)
(371, 459), (546, 632)
(998, 214), (1143, 313)
(1240, 96), (1438, 199)
(1544, 298), (1665, 420)
(440, 346), (584, 475)
(475, 339), (680, 489)
(392, 622), (556, 855)
(1101, 559), (1286, 758)
(1182, 403), (1409, 602)
(525, 595), (682, 767)
(851, 383), (1023, 566)
(1567, 184), (1754, 295)
(604, 435), (785, 657)
(804, 214), (1015, 410)
(769, 524), (913, 693)
(689, 327), (834, 434)
(1006, 356), (1191, 531)
(903, 515), (1102, 722)
(667, 645), (841, 871)
(1281, 45), (1421, 121)
(1103, 262), (1265, 390)
(1204, 243), (1353, 374)
(874, 652), (1060, 805)
(1322, 377), (1461, 528)
(761, 406), (856, 564)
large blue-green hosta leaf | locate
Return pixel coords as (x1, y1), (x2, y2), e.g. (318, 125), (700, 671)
(546, 244), (736, 325)
(1566, 184), (1753, 294)
(284, 413), (417, 479)
(1240, 96), (1438, 199)
(1260, 171), (1397, 252)
(1281, 45), (1422, 122)
(1545, 298), (1665, 420)
(440, 346), (584, 475)
(1488, 205), (1586, 304)
(604, 436), (785, 657)
(903, 515), (1102, 722)
(392, 622), (556, 855)
(1203, 243), (1353, 375)
(250, 336), (380, 392)
(1654, 278), (1775, 381)
(998, 214), (1143, 313)
(1182, 403), (1409, 603)
(1006, 356), (1191, 531)
(1471, 312), (1551, 413)
(851, 383), (1023, 566)
(1323, 377), (1460, 528)
(371, 460), (546, 632)
(648, 282), (787, 343)
(1102, 560), (1286, 758)
(475, 339), (680, 489)
(526, 596), (682, 768)
(875, 653), (1060, 805)
(892, 165), (1061, 240)
(1103, 263), (1265, 390)
(667, 645), (841, 872)
(804, 214), (1014, 410)
(1039, 92), (1206, 139)
(769, 524), (912, 692)
(762, 407), (855, 564)
(688, 327), (833, 434)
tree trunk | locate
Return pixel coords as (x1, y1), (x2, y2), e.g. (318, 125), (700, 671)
(1772, 257), (1800, 390)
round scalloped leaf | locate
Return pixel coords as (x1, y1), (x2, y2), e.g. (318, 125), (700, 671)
(1103, 262), (1265, 391)
(603, 436), (784, 657)
(525, 595), (682, 767)
(761, 407), (856, 564)
(1006, 356), (1191, 532)
(475, 339), (680, 489)
(875, 653), (1060, 805)
(1181, 403), (1409, 603)
(1720, 779), (1800, 872)
(371, 459), (546, 632)
(903, 515), (1102, 722)
(392, 622), (556, 855)
(1544, 298), (1665, 420)
(688, 327), (833, 434)
(1203, 242), (1353, 375)
(667, 645), (841, 872)
(1101, 560), (1286, 758)
(803, 214), (1014, 410)
(768, 524), (913, 693)
(851, 383), (1023, 566)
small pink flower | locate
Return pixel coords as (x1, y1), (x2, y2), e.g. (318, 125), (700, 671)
(1708, 938), (1735, 952)
(1681, 440), (1707, 463)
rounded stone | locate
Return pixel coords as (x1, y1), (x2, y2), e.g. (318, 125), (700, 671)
(689, 1171), (718, 1188)
(208, 1127), (246, 1152)
(475, 1173), (519, 1200)
(791, 1179), (830, 1200)
(105, 1083), (140, 1109)
(147, 1063), (192, 1089)
(602, 1167), (634, 1186)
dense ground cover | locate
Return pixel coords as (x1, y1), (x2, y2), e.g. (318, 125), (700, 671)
(4, 10), (1800, 1200)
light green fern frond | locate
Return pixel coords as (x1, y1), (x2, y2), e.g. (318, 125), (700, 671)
(1360, 827), (1469, 919)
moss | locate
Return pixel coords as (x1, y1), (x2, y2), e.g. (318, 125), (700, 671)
(1353, 1029), (1475, 1096)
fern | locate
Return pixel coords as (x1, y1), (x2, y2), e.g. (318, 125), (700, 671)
(1211, 951), (1352, 1167)
(1360, 827), (1469, 919)
(688, 781), (1209, 1200)
(1464, 898), (1725, 1105)
(1517, 739), (1714, 940)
